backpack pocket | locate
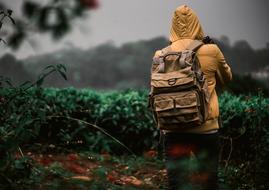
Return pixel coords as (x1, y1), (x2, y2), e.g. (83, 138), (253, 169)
(151, 69), (197, 94)
(153, 91), (204, 129)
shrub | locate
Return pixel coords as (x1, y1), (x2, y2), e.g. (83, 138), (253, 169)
(1, 88), (269, 188)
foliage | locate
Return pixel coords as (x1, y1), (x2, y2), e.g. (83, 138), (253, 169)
(0, 0), (99, 49)
(0, 88), (157, 153)
(1, 86), (269, 188)
(1, 36), (269, 95)
(219, 92), (269, 189)
(1, 88), (268, 152)
(0, 64), (67, 188)
(0, 9), (15, 44)
(224, 74), (269, 96)
(218, 163), (255, 190)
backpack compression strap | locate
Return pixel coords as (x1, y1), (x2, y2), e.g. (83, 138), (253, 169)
(158, 46), (171, 73)
(178, 40), (204, 68)
(158, 41), (203, 73)
(186, 40), (204, 52)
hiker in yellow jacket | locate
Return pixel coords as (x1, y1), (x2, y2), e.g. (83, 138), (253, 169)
(153, 5), (232, 190)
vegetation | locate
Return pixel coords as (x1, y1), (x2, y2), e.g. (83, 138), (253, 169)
(1, 3), (269, 189)
(1, 36), (269, 96)
(0, 0), (99, 49)
(0, 85), (269, 189)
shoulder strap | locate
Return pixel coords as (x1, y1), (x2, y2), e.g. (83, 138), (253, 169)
(186, 40), (204, 52)
(185, 40), (204, 74)
(161, 46), (172, 55)
(178, 41), (203, 69)
(157, 41), (202, 73)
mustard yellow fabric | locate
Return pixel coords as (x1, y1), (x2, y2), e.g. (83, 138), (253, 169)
(154, 5), (232, 133)
(170, 5), (204, 42)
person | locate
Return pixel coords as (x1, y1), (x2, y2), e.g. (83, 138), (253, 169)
(152, 5), (233, 190)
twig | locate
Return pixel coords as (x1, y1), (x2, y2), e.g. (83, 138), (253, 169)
(18, 146), (24, 157)
(224, 137), (233, 173)
(0, 173), (12, 185)
(47, 115), (137, 157)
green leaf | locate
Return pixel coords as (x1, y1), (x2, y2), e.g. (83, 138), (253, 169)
(36, 77), (44, 87)
(42, 65), (55, 72)
(22, 1), (40, 18)
(19, 81), (31, 88)
(55, 64), (67, 80)
(57, 64), (67, 72)
(7, 16), (15, 25)
(7, 9), (13, 16)
(57, 70), (67, 80)
(4, 80), (13, 87)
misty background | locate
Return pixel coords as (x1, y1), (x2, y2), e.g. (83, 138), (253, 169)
(0, 0), (269, 94)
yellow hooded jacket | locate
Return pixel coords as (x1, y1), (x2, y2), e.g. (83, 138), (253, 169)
(154, 5), (232, 133)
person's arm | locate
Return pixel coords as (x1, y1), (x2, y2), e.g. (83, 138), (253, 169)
(215, 47), (232, 86)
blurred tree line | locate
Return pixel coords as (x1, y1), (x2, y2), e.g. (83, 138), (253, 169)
(1, 36), (269, 95)
(1, 1), (268, 95)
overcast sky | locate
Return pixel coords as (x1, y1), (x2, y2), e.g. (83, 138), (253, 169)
(1, 0), (269, 58)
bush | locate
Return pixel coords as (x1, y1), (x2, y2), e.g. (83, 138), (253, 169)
(1, 88), (269, 188)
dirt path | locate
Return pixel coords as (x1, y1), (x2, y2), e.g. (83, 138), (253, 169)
(27, 151), (167, 189)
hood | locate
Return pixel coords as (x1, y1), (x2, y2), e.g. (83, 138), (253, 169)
(169, 5), (204, 42)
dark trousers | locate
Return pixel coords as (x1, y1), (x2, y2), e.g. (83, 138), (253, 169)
(163, 132), (220, 190)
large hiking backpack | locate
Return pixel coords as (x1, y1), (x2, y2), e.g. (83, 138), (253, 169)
(149, 40), (209, 130)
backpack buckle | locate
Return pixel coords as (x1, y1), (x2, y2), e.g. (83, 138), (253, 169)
(180, 50), (193, 68)
(168, 78), (177, 86)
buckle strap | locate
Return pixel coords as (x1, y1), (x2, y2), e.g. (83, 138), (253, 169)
(186, 40), (204, 52)
(157, 46), (171, 73)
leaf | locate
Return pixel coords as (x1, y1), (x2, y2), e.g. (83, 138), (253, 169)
(36, 77), (44, 87)
(143, 150), (158, 158)
(67, 153), (79, 161)
(71, 176), (91, 181)
(42, 65), (55, 72)
(22, 1), (40, 18)
(120, 176), (143, 186)
(7, 9), (13, 16)
(56, 64), (67, 80)
(57, 64), (67, 72)
(58, 69), (67, 80)
(7, 32), (25, 49)
(4, 80), (13, 87)
(106, 174), (116, 182)
(38, 157), (53, 166)
(14, 160), (25, 169)
(94, 167), (107, 179)
(0, 38), (7, 44)
(19, 81), (31, 88)
(64, 163), (87, 174)
(7, 16), (15, 25)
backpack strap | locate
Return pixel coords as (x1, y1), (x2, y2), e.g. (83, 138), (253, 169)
(179, 51), (192, 68)
(158, 41), (203, 73)
(186, 40), (204, 52)
(161, 46), (172, 54)
(178, 41), (203, 68)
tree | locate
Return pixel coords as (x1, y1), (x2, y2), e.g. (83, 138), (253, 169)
(0, 0), (99, 49)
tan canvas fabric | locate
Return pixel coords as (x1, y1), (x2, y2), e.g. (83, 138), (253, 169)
(153, 5), (232, 133)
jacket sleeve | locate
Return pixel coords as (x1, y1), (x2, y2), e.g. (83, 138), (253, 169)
(215, 47), (232, 86)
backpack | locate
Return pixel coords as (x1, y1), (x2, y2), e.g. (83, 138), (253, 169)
(148, 40), (209, 130)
